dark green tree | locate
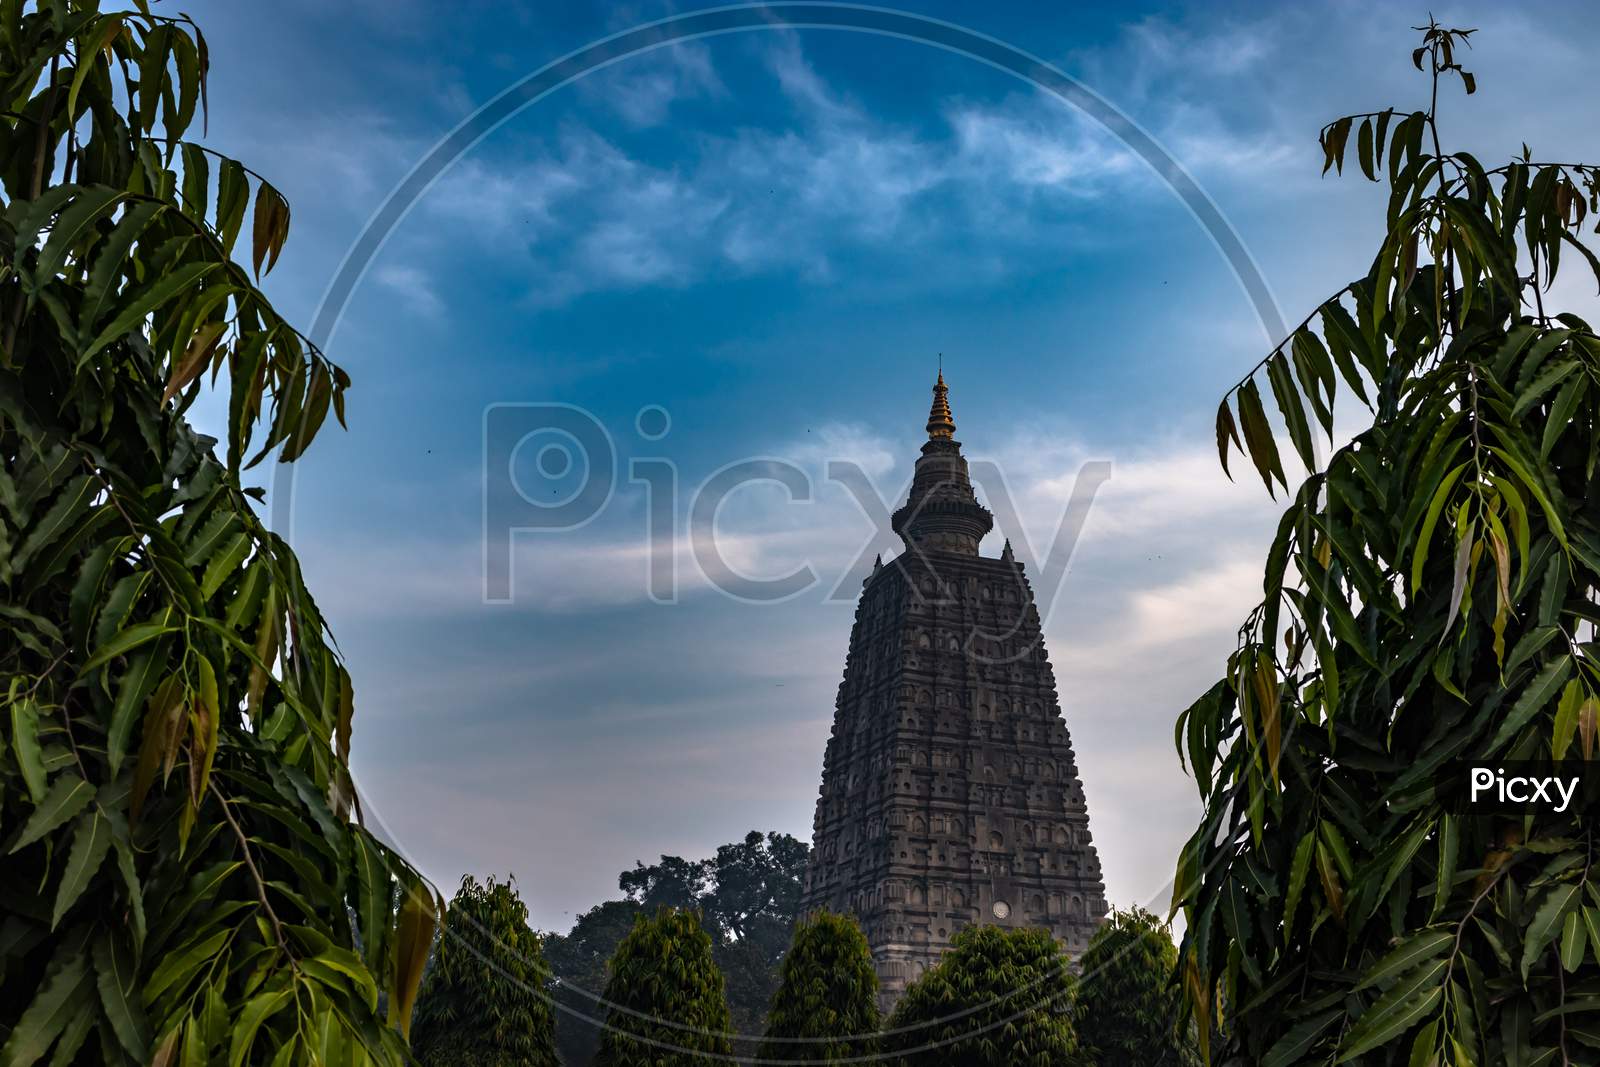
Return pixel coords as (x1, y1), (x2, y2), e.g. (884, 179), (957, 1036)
(593, 907), (733, 1067)
(606, 831), (809, 1045)
(758, 911), (880, 1063)
(883, 925), (1082, 1067)
(618, 854), (710, 911)
(1074, 907), (1197, 1067)
(548, 833), (806, 1065)
(704, 831), (810, 1041)
(412, 875), (560, 1067)
(1174, 20), (1600, 1066)
(703, 830), (810, 941)
(0, 4), (435, 1064)
(542, 898), (643, 1067)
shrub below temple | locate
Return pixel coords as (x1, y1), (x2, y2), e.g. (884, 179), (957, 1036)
(593, 907), (733, 1067)
(1075, 907), (1199, 1067)
(412, 874), (560, 1066)
(883, 925), (1083, 1067)
(759, 911), (881, 1062)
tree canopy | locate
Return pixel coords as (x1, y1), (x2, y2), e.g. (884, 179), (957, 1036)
(1174, 20), (1600, 1066)
(883, 925), (1082, 1067)
(544, 898), (645, 1067)
(592, 907), (733, 1067)
(759, 911), (880, 1063)
(1074, 907), (1197, 1067)
(548, 830), (808, 1061)
(0, 3), (434, 1065)
(412, 874), (560, 1067)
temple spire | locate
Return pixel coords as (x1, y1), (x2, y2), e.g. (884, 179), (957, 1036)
(894, 367), (992, 555)
(925, 368), (955, 440)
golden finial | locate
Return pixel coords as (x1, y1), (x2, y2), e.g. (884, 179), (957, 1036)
(926, 364), (955, 439)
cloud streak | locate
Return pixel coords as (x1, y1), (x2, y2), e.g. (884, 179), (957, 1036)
(380, 30), (1309, 308)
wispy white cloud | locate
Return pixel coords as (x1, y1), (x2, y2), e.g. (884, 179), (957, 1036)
(399, 34), (1238, 305)
(579, 41), (726, 127)
(371, 263), (445, 318)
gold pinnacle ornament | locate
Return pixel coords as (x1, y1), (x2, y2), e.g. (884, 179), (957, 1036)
(925, 369), (955, 439)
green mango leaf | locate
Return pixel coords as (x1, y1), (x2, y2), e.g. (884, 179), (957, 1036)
(227, 987), (292, 1067)
(1488, 657), (1573, 753)
(51, 810), (113, 929)
(80, 260), (218, 362)
(145, 928), (231, 1008)
(1410, 461), (1467, 595)
(9, 698), (48, 803)
(30, 185), (125, 285)
(1560, 912), (1585, 972)
(1355, 928), (1453, 991)
(8, 772), (94, 853)
(1237, 377), (1286, 496)
(1262, 1008), (1342, 1067)
(0, 951), (93, 1067)
(1521, 884), (1579, 982)
(1338, 962), (1445, 1061)
(93, 932), (151, 1060)
(1283, 831), (1316, 938)
(81, 621), (180, 673)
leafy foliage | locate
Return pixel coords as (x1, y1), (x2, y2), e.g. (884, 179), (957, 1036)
(549, 831), (807, 1062)
(0, 3), (436, 1064)
(412, 875), (559, 1067)
(882, 925), (1081, 1067)
(698, 831), (809, 1041)
(543, 899), (643, 1067)
(617, 854), (709, 911)
(758, 911), (880, 1063)
(1174, 20), (1600, 1066)
(592, 907), (733, 1067)
(1074, 907), (1198, 1067)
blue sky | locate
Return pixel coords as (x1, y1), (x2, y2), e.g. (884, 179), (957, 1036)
(180, 0), (1599, 931)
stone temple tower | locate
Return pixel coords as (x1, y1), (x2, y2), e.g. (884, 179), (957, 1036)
(799, 372), (1108, 1011)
